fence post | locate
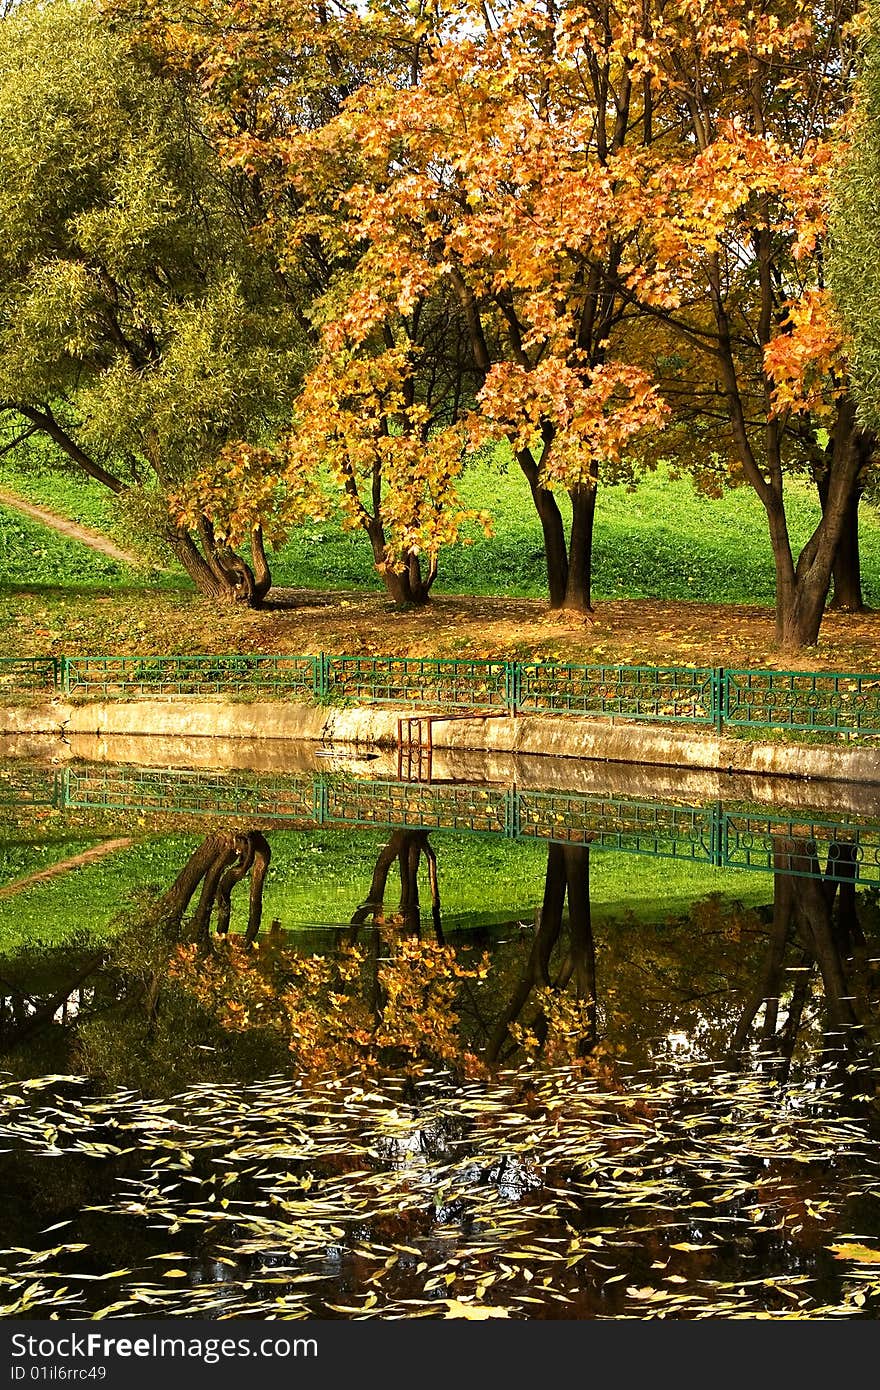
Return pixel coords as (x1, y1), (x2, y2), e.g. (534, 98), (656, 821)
(505, 786), (521, 839)
(709, 800), (724, 867)
(313, 652), (329, 700)
(59, 656), (70, 697)
(713, 667), (725, 735)
(314, 774), (328, 826)
(54, 765), (71, 811)
(506, 661), (520, 717)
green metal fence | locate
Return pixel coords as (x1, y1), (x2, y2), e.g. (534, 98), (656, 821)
(723, 669), (880, 735)
(721, 810), (880, 882)
(0, 657), (58, 693)
(7, 650), (880, 737)
(60, 654), (318, 698)
(517, 663), (718, 724)
(322, 655), (513, 711)
(517, 789), (718, 861)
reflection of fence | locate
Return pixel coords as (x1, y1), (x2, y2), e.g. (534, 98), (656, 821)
(7, 764), (880, 886)
(5, 652), (880, 737)
(516, 790), (717, 862)
(0, 765), (60, 807)
(721, 811), (880, 881)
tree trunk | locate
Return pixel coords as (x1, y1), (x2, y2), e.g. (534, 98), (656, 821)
(819, 479), (865, 613)
(251, 526), (273, 604)
(774, 567), (829, 650)
(529, 479), (569, 608)
(365, 518), (432, 606)
(771, 396), (865, 650)
(564, 483), (597, 613)
(167, 521), (271, 608)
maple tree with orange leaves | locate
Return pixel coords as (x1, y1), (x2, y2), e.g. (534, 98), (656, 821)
(104, 0), (876, 641)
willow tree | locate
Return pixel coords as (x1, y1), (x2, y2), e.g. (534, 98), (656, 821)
(0, 0), (309, 605)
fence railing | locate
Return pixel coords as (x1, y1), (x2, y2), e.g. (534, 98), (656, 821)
(59, 654), (319, 699)
(7, 764), (879, 886)
(723, 669), (880, 735)
(0, 656), (58, 693)
(3, 652), (880, 738)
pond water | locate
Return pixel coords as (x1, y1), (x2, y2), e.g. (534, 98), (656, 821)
(2, 751), (880, 1320)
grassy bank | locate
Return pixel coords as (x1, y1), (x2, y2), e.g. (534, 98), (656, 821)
(2, 456), (880, 673)
(4, 455), (880, 606)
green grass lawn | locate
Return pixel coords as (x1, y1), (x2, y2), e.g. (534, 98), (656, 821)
(0, 502), (136, 588)
(0, 834), (105, 889)
(0, 825), (767, 954)
(3, 453), (879, 606)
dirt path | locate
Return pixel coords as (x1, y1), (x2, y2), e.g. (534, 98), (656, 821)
(0, 837), (133, 900)
(0, 488), (142, 566)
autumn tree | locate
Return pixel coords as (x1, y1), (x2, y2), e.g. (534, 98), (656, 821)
(114, 0), (667, 612)
(278, 0), (669, 613)
(110, 0), (489, 607)
(0, 0), (311, 606)
(94, 0), (880, 635)
(150, 0), (876, 639)
(610, 0), (874, 646)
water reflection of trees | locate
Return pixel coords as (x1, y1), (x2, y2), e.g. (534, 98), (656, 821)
(348, 829), (442, 940)
(730, 835), (878, 1084)
(159, 830), (271, 945)
(1, 825), (879, 1093)
(485, 841), (596, 1062)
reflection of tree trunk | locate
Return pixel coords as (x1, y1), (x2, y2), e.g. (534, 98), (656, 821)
(158, 832), (272, 944)
(731, 836), (875, 1077)
(158, 836), (227, 936)
(245, 835), (271, 944)
(346, 830), (444, 1026)
(730, 869), (794, 1055)
(488, 842), (596, 1063)
(349, 830), (442, 940)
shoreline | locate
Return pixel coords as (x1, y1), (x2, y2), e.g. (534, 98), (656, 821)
(2, 696), (878, 789)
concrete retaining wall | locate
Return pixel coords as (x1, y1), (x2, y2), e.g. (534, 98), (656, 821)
(2, 697), (878, 786)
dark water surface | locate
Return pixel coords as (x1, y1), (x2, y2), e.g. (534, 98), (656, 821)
(2, 754), (880, 1319)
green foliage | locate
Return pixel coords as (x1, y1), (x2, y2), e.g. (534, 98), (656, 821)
(1, 454), (122, 538)
(830, 1), (880, 447)
(0, 834), (195, 952)
(270, 460), (880, 607)
(0, 835), (104, 888)
(0, 0), (306, 553)
(0, 503), (134, 588)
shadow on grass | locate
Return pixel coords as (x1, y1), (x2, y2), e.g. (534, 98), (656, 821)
(0, 579), (192, 599)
